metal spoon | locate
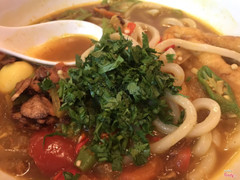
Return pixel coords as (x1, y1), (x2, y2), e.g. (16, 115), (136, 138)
(0, 20), (103, 66)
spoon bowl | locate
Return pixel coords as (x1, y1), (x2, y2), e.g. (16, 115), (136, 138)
(0, 20), (103, 65)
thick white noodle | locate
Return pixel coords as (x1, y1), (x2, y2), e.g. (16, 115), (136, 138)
(124, 2), (162, 18)
(161, 63), (185, 86)
(150, 92), (197, 154)
(155, 38), (240, 63)
(187, 146), (217, 180)
(153, 98), (221, 138)
(225, 122), (240, 150)
(188, 98), (221, 137)
(192, 132), (212, 157)
(153, 118), (177, 134)
(161, 17), (184, 27)
(135, 22), (161, 48)
(180, 18), (197, 28)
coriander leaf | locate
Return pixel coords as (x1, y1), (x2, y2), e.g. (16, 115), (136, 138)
(102, 18), (116, 35)
(43, 132), (66, 145)
(75, 54), (83, 68)
(129, 141), (150, 166)
(172, 9), (184, 17)
(178, 110), (185, 125)
(109, 0), (141, 13)
(127, 82), (140, 99)
(111, 150), (123, 171)
(185, 76), (192, 82)
(63, 172), (80, 180)
(59, 31), (180, 170)
(166, 54), (175, 63)
(39, 78), (55, 91)
(101, 0), (108, 5)
(98, 55), (124, 74)
(142, 33), (149, 49)
(75, 8), (92, 20)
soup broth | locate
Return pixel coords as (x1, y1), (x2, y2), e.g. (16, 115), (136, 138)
(27, 35), (94, 62)
(0, 1), (240, 180)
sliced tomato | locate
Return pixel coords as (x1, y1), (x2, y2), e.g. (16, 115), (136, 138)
(174, 146), (191, 173)
(168, 146), (191, 174)
(146, 134), (161, 143)
(28, 130), (76, 177)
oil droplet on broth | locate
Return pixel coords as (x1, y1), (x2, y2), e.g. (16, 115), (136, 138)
(27, 34), (95, 62)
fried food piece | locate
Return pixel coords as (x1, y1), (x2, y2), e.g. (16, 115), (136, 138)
(20, 95), (54, 119)
(163, 26), (240, 53)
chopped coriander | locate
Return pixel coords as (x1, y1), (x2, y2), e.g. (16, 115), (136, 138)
(178, 110), (185, 125)
(43, 131), (66, 145)
(105, 0), (141, 13)
(63, 172), (80, 180)
(172, 9), (184, 17)
(102, 18), (116, 35)
(101, 0), (108, 5)
(39, 78), (55, 91)
(166, 54), (175, 63)
(176, 93), (189, 98)
(59, 31), (180, 170)
(59, 8), (92, 20)
(74, 8), (92, 20)
(185, 76), (192, 82)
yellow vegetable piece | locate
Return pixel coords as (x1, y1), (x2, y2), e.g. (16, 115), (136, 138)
(0, 61), (34, 94)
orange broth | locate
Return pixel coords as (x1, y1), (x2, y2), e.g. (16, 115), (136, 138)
(27, 35), (94, 62)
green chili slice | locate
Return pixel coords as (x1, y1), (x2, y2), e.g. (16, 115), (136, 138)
(75, 146), (97, 172)
(197, 65), (240, 118)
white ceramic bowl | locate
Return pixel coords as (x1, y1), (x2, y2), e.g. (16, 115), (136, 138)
(0, 0), (240, 179)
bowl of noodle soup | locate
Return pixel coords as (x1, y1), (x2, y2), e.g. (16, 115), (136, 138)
(0, 0), (240, 179)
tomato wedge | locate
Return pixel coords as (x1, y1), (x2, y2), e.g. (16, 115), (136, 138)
(28, 130), (76, 177)
(168, 146), (191, 174)
(174, 146), (191, 173)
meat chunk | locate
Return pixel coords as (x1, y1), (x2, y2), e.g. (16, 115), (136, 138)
(0, 52), (5, 61)
(20, 95), (54, 119)
(34, 63), (69, 83)
(34, 66), (49, 80)
(12, 112), (22, 120)
(30, 80), (41, 92)
(11, 63), (70, 100)
(0, 55), (16, 69)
